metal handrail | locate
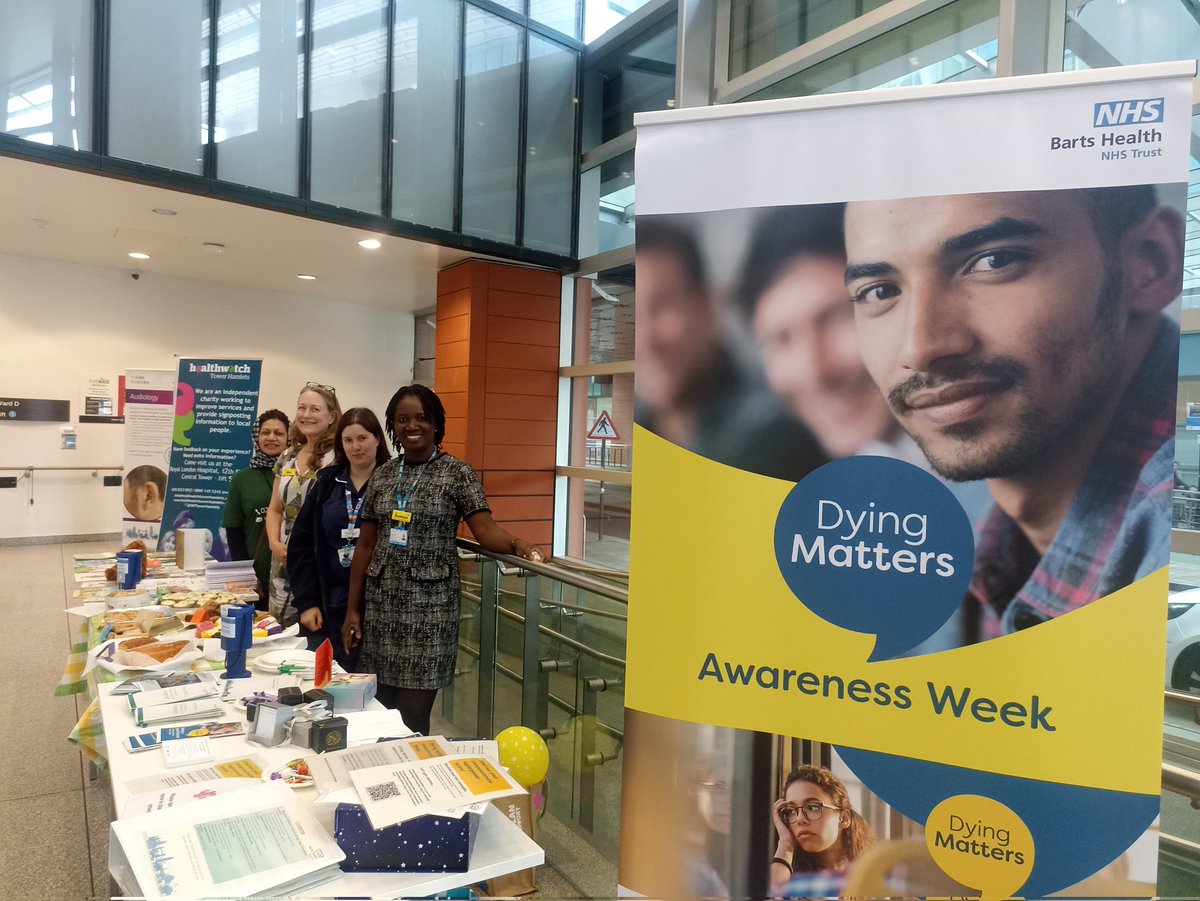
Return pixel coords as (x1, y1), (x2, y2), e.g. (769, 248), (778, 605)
(1163, 762), (1200, 804)
(457, 537), (628, 604)
(460, 576), (628, 621)
(461, 585), (627, 668)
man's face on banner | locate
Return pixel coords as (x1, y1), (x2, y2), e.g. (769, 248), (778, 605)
(752, 253), (896, 457)
(634, 248), (716, 410)
(843, 191), (1124, 481)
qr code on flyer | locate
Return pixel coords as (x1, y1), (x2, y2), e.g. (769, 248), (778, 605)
(366, 782), (401, 802)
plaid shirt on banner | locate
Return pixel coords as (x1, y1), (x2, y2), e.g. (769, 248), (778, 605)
(969, 318), (1178, 640)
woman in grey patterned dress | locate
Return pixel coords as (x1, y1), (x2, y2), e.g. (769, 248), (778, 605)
(343, 385), (544, 734)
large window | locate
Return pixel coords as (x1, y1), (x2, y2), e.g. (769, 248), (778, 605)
(461, 6), (523, 243)
(525, 33), (579, 254)
(744, 0), (999, 100)
(215, 0), (303, 196)
(561, 266), (635, 571)
(729, 0), (891, 79)
(0, 0), (92, 150)
(109, 0), (206, 172)
(391, 0), (459, 229)
(309, 0), (387, 213)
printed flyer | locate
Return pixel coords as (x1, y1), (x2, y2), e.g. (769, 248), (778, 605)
(158, 358), (262, 559)
(622, 62), (1195, 898)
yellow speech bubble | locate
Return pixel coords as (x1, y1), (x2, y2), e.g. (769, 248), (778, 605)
(925, 795), (1034, 899)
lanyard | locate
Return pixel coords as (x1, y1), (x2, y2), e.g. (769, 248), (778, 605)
(344, 487), (366, 526)
(395, 450), (438, 512)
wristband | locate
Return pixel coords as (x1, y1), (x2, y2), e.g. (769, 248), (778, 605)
(771, 857), (791, 870)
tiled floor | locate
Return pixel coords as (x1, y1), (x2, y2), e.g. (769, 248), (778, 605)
(4, 540), (611, 901)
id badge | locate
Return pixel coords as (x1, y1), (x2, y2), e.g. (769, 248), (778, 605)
(389, 526), (409, 547)
(341, 527), (360, 540)
(391, 509), (412, 523)
(337, 545), (355, 568)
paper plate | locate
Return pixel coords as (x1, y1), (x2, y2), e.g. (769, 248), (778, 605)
(251, 649), (317, 674)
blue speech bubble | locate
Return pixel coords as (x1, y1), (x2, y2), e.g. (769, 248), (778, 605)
(773, 457), (974, 660)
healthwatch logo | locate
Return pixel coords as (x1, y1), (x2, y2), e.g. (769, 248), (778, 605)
(1093, 97), (1164, 127)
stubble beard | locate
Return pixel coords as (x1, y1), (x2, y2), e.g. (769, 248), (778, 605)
(889, 267), (1125, 483)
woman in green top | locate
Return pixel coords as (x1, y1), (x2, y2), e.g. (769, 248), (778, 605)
(223, 409), (290, 606)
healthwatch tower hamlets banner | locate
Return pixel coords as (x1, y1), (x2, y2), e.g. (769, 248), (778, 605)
(621, 62), (1195, 898)
(158, 357), (261, 560)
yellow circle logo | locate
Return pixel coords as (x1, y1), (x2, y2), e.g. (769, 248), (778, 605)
(925, 795), (1034, 899)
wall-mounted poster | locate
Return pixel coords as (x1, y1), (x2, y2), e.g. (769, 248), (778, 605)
(80, 373), (124, 424)
(622, 61), (1194, 899)
(158, 358), (261, 561)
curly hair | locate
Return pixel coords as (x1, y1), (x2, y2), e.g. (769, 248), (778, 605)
(333, 406), (391, 468)
(783, 766), (875, 872)
(384, 384), (446, 452)
(288, 384), (342, 461)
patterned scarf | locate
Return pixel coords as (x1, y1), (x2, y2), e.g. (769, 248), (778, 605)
(250, 417), (282, 470)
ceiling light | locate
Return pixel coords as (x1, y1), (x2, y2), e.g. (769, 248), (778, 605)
(202, 242), (225, 254)
(152, 208), (177, 216)
(128, 251), (151, 260)
(358, 238), (382, 250)
(297, 273), (317, 280)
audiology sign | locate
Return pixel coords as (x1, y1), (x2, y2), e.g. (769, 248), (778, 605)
(622, 61), (1194, 898)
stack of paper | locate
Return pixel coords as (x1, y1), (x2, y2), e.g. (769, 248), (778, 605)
(128, 680), (225, 727)
(204, 559), (256, 592)
(110, 781), (345, 898)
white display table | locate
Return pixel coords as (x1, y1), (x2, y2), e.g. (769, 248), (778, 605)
(98, 678), (543, 898)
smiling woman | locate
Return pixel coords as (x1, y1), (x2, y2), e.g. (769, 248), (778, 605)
(341, 384), (546, 735)
(222, 409), (291, 602)
(264, 383), (343, 626)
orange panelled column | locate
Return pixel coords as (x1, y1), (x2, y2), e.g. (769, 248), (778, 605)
(435, 260), (560, 547)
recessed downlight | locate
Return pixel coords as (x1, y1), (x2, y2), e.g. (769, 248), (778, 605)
(128, 251), (151, 260)
(358, 238), (382, 249)
(297, 273), (317, 280)
(152, 208), (177, 216)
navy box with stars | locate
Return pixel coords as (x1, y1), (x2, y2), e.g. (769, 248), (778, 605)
(333, 804), (481, 872)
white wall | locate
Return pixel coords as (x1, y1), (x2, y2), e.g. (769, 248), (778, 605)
(0, 251), (415, 540)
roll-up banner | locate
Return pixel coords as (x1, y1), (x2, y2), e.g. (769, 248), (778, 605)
(120, 369), (175, 546)
(622, 62), (1195, 898)
(157, 358), (262, 560)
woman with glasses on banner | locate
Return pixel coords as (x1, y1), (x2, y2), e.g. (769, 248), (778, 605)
(341, 384), (544, 736)
(769, 765), (875, 894)
(223, 409), (291, 608)
(287, 407), (389, 671)
(265, 382), (341, 626)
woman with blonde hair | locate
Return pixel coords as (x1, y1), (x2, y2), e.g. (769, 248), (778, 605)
(770, 765), (875, 886)
(265, 382), (341, 625)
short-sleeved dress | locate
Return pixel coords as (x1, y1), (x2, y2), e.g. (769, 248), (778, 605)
(357, 452), (489, 689)
(269, 446), (334, 625)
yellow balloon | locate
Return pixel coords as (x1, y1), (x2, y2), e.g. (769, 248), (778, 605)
(495, 725), (550, 787)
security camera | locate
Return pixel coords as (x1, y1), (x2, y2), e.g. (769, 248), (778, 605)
(130, 271), (141, 280)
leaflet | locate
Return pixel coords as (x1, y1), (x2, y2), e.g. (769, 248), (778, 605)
(121, 777), (261, 819)
(307, 735), (454, 795)
(111, 782), (343, 898)
(127, 679), (221, 710)
(133, 696), (225, 727)
(348, 754), (525, 830)
(123, 756), (264, 795)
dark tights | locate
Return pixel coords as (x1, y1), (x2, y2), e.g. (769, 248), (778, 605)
(375, 684), (437, 736)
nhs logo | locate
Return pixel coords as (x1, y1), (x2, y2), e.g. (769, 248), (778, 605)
(1093, 98), (1164, 127)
